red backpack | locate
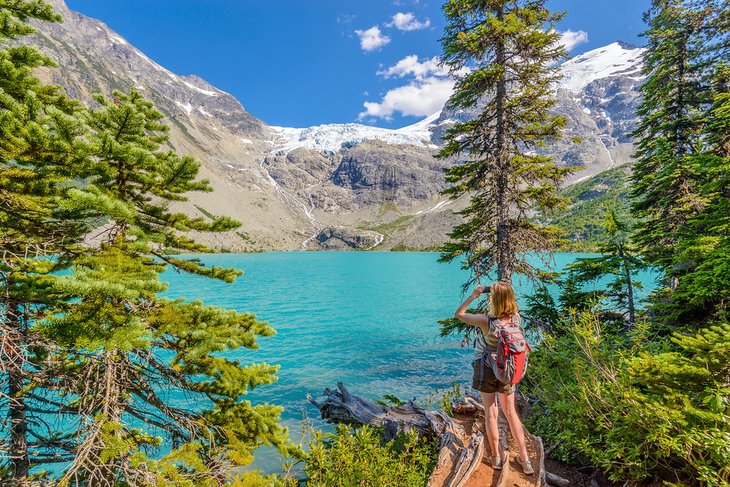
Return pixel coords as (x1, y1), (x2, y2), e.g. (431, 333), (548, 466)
(490, 316), (531, 385)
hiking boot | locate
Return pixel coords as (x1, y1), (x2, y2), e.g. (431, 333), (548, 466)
(516, 456), (534, 475)
(492, 455), (502, 470)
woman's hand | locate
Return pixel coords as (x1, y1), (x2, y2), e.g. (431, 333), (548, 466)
(471, 285), (487, 297)
(455, 286), (490, 331)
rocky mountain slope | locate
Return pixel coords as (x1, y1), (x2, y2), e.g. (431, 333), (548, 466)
(431, 42), (644, 181)
(29, 0), (645, 251)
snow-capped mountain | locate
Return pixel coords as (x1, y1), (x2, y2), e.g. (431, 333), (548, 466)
(560, 41), (644, 93)
(29, 0), (646, 252)
(269, 111), (440, 155)
(430, 41), (645, 180)
(268, 42), (644, 182)
(558, 42), (645, 177)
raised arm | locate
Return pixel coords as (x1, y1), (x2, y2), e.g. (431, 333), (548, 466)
(454, 285), (489, 333)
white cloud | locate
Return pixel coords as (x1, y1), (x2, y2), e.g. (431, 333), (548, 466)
(377, 55), (448, 80)
(355, 26), (391, 52)
(361, 55), (459, 120)
(559, 29), (589, 52)
(360, 77), (455, 120)
(337, 14), (356, 24)
(358, 29), (586, 121)
(386, 12), (431, 31)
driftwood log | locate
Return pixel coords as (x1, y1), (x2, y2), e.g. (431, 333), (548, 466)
(545, 471), (573, 487)
(307, 382), (549, 487)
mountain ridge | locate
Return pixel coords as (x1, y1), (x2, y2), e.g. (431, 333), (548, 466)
(29, 0), (645, 251)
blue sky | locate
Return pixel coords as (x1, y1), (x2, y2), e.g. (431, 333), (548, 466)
(65, 0), (651, 129)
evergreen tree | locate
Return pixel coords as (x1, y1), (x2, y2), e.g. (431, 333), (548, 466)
(522, 280), (561, 333)
(438, 0), (573, 285)
(0, 4), (295, 483)
(671, 63), (730, 321)
(0, 0), (90, 479)
(559, 206), (647, 324)
(631, 0), (729, 327)
(36, 89), (297, 485)
(630, 0), (725, 289)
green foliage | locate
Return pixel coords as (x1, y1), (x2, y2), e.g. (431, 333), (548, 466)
(75, 88), (240, 259)
(559, 206), (647, 324)
(523, 282), (561, 332)
(0, 0), (93, 479)
(38, 87), (297, 483)
(0, 0), (60, 41)
(1, 3), (295, 482)
(301, 424), (438, 487)
(435, 382), (462, 417)
(630, 0), (721, 268)
(231, 470), (296, 487)
(667, 63), (730, 323)
(437, 0), (573, 283)
(376, 394), (405, 408)
(630, 0), (729, 327)
(525, 311), (730, 486)
(548, 167), (635, 251)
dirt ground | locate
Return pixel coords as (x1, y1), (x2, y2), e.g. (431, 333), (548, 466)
(445, 411), (625, 487)
(455, 413), (541, 487)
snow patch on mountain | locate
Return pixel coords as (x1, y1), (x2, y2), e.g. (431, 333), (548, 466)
(560, 42), (644, 93)
(395, 110), (441, 141)
(175, 101), (193, 115)
(107, 33), (127, 46)
(270, 43), (645, 155)
(270, 114), (439, 154)
(181, 80), (218, 96)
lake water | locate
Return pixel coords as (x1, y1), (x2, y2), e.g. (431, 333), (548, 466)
(160, 252), (660, 474)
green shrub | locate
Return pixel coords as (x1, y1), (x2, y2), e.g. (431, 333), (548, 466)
(435, 383), (463, 417)
(231, 471), (295, 487)
(301, 424), (438, 487)
(525, 311), (730, 486)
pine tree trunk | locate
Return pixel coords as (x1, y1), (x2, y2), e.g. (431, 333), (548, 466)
(7, 303), (30, 479)
(667, 38), (687, 289)
(495, 6), (511, 283)
(97, 348), (125, 484)
(676, 39), (687, 160)
(620, 247), (636, 324)
(9, 370), (29, 478)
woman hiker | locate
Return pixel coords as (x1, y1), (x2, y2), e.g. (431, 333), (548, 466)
(454, 281), (534, 475)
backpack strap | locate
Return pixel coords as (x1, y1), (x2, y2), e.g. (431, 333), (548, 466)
(473, 319), (490, 350)
(488, 316), (501, 334)
(492, 314), (520, 328)
(474, 327), (487, 349)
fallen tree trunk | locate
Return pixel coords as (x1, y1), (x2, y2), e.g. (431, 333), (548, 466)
(307, 383), (547, 487)
(545, 471), (573, 487)
(306, 382), (432, 440)
(307, 383), (484, 487)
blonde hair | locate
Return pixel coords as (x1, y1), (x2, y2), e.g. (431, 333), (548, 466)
(487, 281), (518, 318)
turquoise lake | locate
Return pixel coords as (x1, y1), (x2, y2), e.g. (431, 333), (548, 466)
(161, 252), (660, 474)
